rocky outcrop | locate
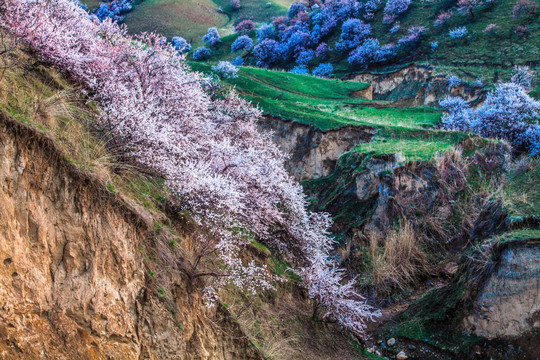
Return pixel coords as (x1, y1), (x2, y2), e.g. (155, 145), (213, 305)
(258, 116), (375, 181)
(350, 64), (484, 106)
(0, 112), (263, 360)
(463, 239), (540, 340)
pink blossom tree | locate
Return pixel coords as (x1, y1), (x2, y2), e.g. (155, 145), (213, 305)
(1, 0), (381, 335)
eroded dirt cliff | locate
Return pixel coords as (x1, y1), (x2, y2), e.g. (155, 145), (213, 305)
(258, 116), (375, 181)
(463, 239), (540, 340)
(0, 112), (263, 360)
(351, 64), (484, 106)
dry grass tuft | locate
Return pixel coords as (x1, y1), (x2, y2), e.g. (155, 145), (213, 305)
(368, 221), (428, 294)
(242, 316), (298, 360)
(217, 283), (300, 360)
(435, 147), (469, 195)
(0, 40), (119, 182)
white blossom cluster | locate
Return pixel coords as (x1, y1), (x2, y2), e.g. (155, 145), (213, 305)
(440, 81), (540, 153)
(0, 0), (380, 334)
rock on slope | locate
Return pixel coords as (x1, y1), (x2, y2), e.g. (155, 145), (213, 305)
(463, 239), (540, 339)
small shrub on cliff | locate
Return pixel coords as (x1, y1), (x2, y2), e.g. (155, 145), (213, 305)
(336, 18), (372, 52)
(511, 65), (534, 90)
(434, 11), (453, 26)
(231, 0), (240, 10)
(440, 96), (473, 132)
(202, 27), (221, 47)
(348, 38), (380, 67)
(514, 25), (530, 36)
(253, 39), (280, 68)
(234, 19), (255, 34)
(512, 0), (537, 18)
(397, 25), (426, 46)
(457, 0), (488, 17)
(384, 0), (411, 16)
(288, 2), (306, 18)
(171, 36), (191, 53)
(483, 23), (498, 36)
(447, 75), (461, 88)
(449, 26), (468, 39)
(440, 83), (540, 153)
(290, 65), (309, 75)
(231, 56), (244, 66)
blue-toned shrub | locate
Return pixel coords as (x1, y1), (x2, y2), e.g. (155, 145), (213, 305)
(290, 65), (309, 74)
(449, 26), (468, 39)
(312, 63), (334, 78)
(231, 35), (253, 53)
(171, 36), (191, 53)
(202, 28), (221, 46)
(193, 47), (211, 61)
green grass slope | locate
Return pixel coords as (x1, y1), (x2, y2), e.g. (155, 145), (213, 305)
(213, 0), (294, 26)
(503, 161), (540, 221)
(370, 0), (539, 81)
(117, 0), (294, 44)
(339, 0), (538, 82)
(201, 0), (539, 83)
(123, 0), (229, 41)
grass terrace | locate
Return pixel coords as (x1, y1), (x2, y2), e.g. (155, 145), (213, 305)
(190, 63), (467, 160)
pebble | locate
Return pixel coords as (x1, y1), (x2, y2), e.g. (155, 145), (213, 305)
(388, 338), (396, 346)
(396, 351), (408, 360)
(408, 345), (416, 350)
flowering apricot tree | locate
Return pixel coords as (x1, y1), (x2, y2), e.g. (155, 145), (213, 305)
(0, 0), (380, 335)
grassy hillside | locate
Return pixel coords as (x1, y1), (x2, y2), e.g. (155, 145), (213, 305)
(213, 0), (294, 25)
(503, 161), (540, 221)
(118, 0), (294, 44)
(368, 0), (539, 81)
(123, 0), (229, 41)
(86, 0), (538, 82)
(195, 0), (539, 82)
(191, 63), (467, 160)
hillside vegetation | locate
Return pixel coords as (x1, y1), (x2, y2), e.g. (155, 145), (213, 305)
(0, 33), (377, 360)
(186, 0), (539, 83)
(192, 62), (466, 160)
(119, 0), (295, 44)
(1, 0), (540, 359)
